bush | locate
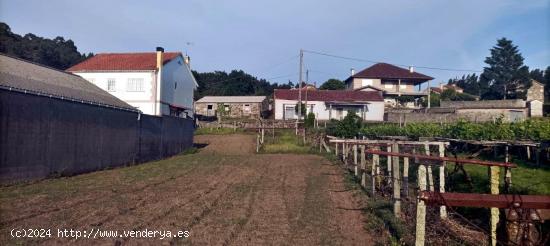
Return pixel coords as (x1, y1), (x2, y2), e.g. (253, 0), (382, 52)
(305, 112), (315, 128)
(330, 111), (362, 138)
(345, 118), (550, 141)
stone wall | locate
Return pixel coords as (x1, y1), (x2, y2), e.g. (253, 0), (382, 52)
(385, 107), (527, 123)
(195, 102), (266, 119)
(440, 99), (526, 109)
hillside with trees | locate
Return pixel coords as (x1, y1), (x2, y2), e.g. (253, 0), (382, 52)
(0, 22), (92, 70)
(192, 70), (294, 100)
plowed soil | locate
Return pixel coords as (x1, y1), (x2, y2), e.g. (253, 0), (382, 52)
(0, 134), (372, 245)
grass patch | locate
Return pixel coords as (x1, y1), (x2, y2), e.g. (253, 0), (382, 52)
(448, 154), (550, 195)
(194, 127), (244, 135)
(260, 130), (313, 154)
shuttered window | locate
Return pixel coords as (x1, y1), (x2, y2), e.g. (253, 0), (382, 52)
(127, 78), (144, 92)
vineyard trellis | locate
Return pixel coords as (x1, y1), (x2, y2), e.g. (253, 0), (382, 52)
(321, 136), (550, 246)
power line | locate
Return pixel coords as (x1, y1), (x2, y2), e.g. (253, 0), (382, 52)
(200, 55), (299, 84)
(303, 49), (482, 73)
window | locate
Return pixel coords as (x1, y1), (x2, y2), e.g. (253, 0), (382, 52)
(361, 79), (373, 87)
(243, 104), (251, 113)
(107, 78), (116, 91)
(207, 104), (213, 110)
(127, 78), (144, 92)
(224, 104), (229, 111)
(174, 82), (177, 89)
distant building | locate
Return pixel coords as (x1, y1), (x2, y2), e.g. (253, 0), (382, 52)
(526, 80), (544, 117)
(526, 80), (545, 102)
(273, 89), (384, 121)
(67, 47), (198, 118)
(430, 84), (464, 94)
(195, 96), (269, 119)
(344, 63), (433, 108)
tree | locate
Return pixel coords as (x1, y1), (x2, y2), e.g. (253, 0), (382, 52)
(440, 88), (476, 101)
(319, 78), (345, 90)
(480, 38), (530, 99)
(530, 69), (544, 83)
(421, 92), (440, 107)
(304, 112), (315, 128)
(0, 22), (91, 70)
(450, 73), (483, 96)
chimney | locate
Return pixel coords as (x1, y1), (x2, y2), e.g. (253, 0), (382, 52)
(409, 66), (414, 73)
(155, 47), (164, 116)
(184, 55), (191, 67)
(156, 47), (164, 70)
(350, 68), (355, 76)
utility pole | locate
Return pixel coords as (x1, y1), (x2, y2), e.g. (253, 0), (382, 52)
(298, 49), (303, 121)
(305, 69), (308, 115)
(427, 80), (431, 109)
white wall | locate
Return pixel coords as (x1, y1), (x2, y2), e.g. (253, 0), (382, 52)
(74, 71), (156, 115)
(274, 99), (384, 121)
(161, 56), (196, 113)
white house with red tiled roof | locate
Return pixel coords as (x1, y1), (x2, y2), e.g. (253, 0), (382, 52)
(273, 89), (384, 121)
(67, 47), (198, 117)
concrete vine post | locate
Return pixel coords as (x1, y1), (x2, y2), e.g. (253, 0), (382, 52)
(489, 165), (500, 246)
(403, 156), (409, 198)
(360, 145), (367, 188)
(373, 145), (380, 194)
(392, 143), (401, 217)
(424, 143), (434, 192)
(354, 139), (358, 177)
(438, 143), (447, 219)
(415, 163), (428, 246)
(504, 145), (512, 192)
(386, 144), (392, 187)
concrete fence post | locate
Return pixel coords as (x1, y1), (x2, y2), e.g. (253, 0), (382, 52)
(256, 134), (260, 153)
(489, 165), (500, 246)
(415, 164), (427, 246)
(335, 142), (338, 156)
(504, 145), (512, 192)
(360, 145), (367, 188)
(403, 156), (409, 198)
(392, 143), (401, 217)
(372, 146), (380, 195)
(438, 143), (447, 219)
(354, 139), (358, 177)
(387, 144), (392, 187)
(424, 143), (434, 192)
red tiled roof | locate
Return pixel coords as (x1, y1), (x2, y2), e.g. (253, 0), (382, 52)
(430, 87), (443, 93)
(66, 52), (181, 72)
(350, 63), (433, 81)
(274, 89), (383, 102)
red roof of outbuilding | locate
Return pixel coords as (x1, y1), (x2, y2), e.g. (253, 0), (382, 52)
(349, 63), (433, 82)
(66, 52), (181, 72)
(274, 89), (383, 102)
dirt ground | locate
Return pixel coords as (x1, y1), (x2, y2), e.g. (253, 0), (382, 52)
(0, 134), (373, 245)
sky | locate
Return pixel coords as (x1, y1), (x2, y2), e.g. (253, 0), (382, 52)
(1, 0), (549, 87)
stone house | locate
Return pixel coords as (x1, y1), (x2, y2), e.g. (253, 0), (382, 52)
(195, 96), (268, 119)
